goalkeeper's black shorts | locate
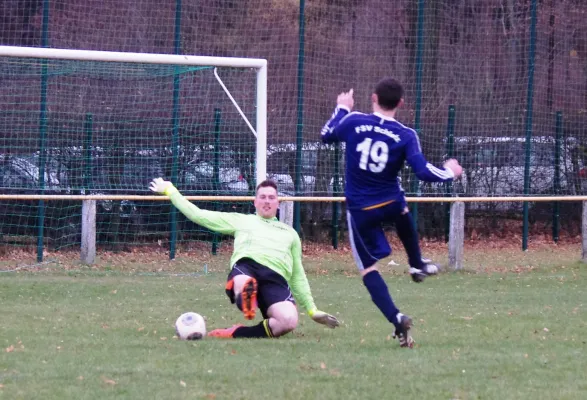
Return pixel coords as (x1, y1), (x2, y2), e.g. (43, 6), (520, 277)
(225, 257), (295, 319)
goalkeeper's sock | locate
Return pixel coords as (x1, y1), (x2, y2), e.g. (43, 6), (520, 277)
(395, 211), (425, 269)
(232, 319), (274, 338)
(362, 270), (400, 325)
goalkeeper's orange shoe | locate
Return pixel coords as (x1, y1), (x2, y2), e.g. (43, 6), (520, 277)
(239, 277), (258, 320)
(207, 324), (244, 338)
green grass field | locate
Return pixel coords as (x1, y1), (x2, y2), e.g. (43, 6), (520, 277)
(1, 248), (586, 399)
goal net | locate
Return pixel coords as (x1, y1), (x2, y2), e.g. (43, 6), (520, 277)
(0, 46), (266, 254)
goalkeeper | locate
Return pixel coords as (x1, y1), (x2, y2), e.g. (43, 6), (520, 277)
(150, 178), (339, 339)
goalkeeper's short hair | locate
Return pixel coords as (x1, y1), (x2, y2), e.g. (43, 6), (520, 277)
(256, 179), (278, 193)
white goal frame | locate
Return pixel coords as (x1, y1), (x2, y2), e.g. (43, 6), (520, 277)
(0, 45), (268, 185)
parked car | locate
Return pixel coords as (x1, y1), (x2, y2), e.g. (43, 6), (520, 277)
(266, 141), (345, 197)
(450, 136), (580, 197)
(0, 152), (142, 247)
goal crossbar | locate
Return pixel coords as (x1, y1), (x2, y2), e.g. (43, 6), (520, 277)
(0, 46), (267, 68)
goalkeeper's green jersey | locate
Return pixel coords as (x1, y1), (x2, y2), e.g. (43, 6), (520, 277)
(167, 188), (317, 313)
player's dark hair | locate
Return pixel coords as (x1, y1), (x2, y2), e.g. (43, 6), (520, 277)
(256, 179), (278, 193)
(374, 78), (404, 110)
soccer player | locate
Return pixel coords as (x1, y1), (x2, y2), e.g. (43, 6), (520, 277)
(320, 78), (462, 347)
(149, 178), (339, 339)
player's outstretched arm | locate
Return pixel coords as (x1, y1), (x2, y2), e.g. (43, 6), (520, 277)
(289, 234), (340, 329)
(404, 133), (463, 182)
(407, 154), (463, 183)
(149, 178), (241, 235)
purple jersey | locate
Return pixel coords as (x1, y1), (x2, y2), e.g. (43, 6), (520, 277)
(321, 106), (454, 210)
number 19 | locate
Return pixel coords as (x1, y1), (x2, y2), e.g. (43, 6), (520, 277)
(356, 138), (389, 173)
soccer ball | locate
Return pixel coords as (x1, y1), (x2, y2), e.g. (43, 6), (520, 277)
(175, 312), (206, 340)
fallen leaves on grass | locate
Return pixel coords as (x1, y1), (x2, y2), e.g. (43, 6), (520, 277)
(299, 364), (315, 371)
(299, 362), (341, 377)
(101, 376), (116, 385)
(0, 237), (581, 276)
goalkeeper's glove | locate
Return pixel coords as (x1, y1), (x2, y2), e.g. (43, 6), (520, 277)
(308, 308), (340, 329)
(149, 177), (177, 196)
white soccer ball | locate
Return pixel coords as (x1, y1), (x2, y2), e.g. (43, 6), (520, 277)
(175, 312), (206, 340)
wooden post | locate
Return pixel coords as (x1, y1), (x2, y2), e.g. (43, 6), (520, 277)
(81, 200), (96, 264)
(448, 201), (465, 270)
(583, 201), (587, 263)
(279, 201), (294, 227)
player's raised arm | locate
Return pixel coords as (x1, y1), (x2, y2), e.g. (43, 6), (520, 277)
(149, 178), (242, 235)
(404, 133), (463, 182)
(320, 88), (354, 144)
